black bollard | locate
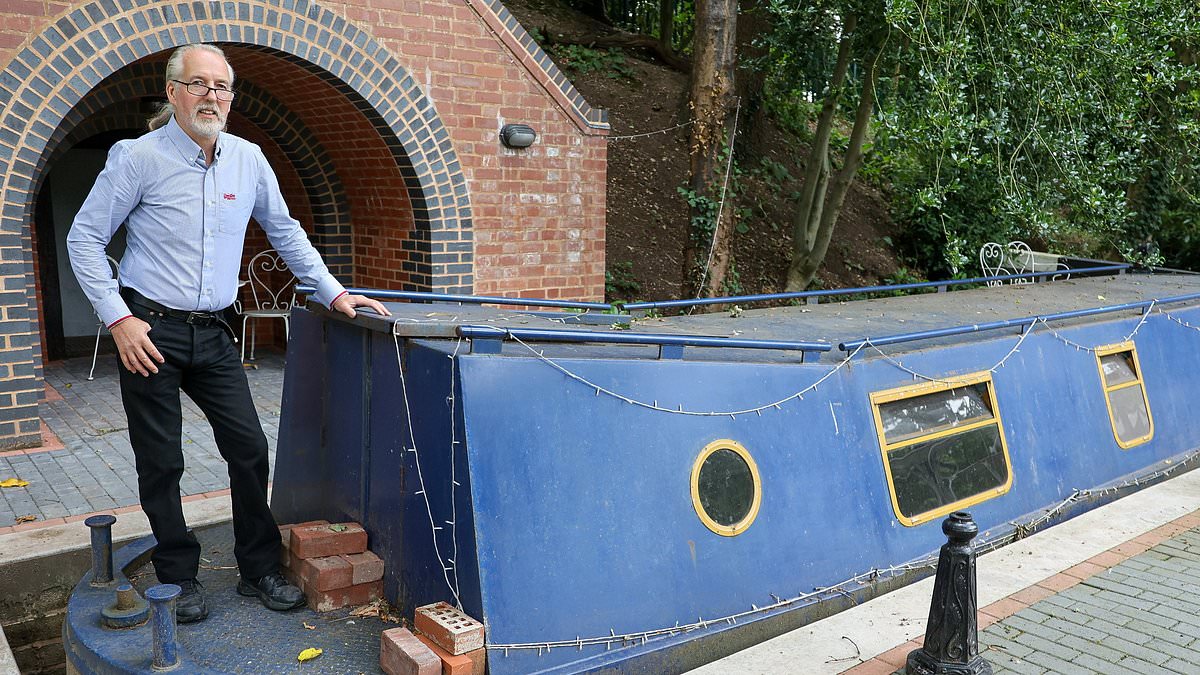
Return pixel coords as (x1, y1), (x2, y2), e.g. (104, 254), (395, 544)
(906, 511), (992, 675)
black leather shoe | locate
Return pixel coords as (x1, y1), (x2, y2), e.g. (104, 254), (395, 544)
(237, 572), (306, 611)
(176, 579), (208, 624)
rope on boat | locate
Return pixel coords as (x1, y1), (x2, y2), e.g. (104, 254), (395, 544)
(484, 448), (1200, 653)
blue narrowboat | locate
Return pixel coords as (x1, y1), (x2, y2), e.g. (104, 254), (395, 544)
(63, 263), (1200, 673)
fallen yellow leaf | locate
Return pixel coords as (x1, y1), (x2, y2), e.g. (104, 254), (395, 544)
(303, 622), (315, 630)
(1098, 295), (1106, 301)
(15, 515), (36, 523)
(0, 478), (29, 488)
(297, 648), (322, 662)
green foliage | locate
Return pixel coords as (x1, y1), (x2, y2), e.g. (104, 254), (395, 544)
(883, 267), (924, 287)
(547, 44), (637, 80)
(875, 0), (1200, 277)
(605, 260), (642, 301)
(753, 157), (793, 193)
(721, 260), (743, 295)
(678, 184), (719, 246)
(740, 0), (1200, 278)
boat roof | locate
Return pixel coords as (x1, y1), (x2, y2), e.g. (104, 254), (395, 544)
(332, 272), (1200, 362)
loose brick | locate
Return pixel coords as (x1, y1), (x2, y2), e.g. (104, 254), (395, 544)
(381, 627), (440, 675)
(290, 522), (368, 559)
(414, 633), (485, 675)
(308, 579), (383, 612)
(277, 516), (326, 564)
(279, 520), (329, 568)
(296, 555), (354, 592)
(414, 602), (484, 655)
(343, 550), (385, 585)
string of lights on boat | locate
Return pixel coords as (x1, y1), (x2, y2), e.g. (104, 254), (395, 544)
(382, 294), (1200, 652)
(392, 327), (465, 607)
(493, 298), (1198, 414)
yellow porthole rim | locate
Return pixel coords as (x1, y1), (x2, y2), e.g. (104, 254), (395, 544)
(1094, 341), (1154, 449)
(869, 371), (1014, 528)
(690, 439), (762, 537)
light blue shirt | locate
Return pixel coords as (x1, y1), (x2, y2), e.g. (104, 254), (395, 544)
(67, 115), (345, 326)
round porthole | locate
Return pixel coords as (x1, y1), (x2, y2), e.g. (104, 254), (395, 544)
(691, 440), (761, 536)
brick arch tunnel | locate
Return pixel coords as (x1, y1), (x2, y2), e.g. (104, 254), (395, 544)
(2, 0), (478, 366)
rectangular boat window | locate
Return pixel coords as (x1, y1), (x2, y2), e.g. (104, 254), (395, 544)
(1095, 343), (1153, 448)
(870, 373), (1013, 527)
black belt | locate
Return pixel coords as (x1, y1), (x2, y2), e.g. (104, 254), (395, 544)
(121, 287), (238, 342)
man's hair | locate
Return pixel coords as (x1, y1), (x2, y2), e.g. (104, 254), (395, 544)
(147, 44), (235, 131)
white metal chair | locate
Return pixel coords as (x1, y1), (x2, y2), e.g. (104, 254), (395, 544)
(87, 255), (121, 381)
(239, 249), (297, 362)
(979, 240), (1070, 287)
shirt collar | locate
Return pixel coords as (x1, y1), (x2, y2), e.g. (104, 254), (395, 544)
(164, 115), (223, 166)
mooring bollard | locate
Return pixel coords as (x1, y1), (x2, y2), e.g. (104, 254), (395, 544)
(906, 511), (992, 675)
(85, 514), (117, 586)
(145, 584), (181, 670)
(102, 583), (150, 629)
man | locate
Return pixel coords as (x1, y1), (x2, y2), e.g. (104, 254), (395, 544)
(67, 43), (389, 623)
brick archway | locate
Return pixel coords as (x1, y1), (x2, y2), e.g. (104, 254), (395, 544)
(0, 0), (476, 446)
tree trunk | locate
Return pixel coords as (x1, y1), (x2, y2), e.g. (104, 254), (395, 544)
(682, 0), (739, 298)
(658, 0), (675, 57)
(734, 0), (769, 156)
(788, 14), (855, 288)
(786, 53), (879, 291)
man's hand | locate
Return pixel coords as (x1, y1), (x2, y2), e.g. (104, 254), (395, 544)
(331, 294), (391, 319)
(111, 318), (165, 377)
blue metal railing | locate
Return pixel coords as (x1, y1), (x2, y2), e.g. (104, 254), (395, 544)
(295, 286), (612, 311)
(838, 292), (1200, 352)
(623, 264), (1131, 312)
(458, 325), (832, 353)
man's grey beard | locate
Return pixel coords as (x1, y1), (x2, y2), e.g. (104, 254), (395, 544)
(191, 107), (225, 138)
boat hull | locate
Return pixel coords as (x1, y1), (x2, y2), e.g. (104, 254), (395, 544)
(271, 299), (1200, 674)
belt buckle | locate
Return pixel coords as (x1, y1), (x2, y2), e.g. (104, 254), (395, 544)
(185, 312), (209, 325)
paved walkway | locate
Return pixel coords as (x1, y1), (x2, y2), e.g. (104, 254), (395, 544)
(0, 353), (285, 530)
(847, 511), (1200, 675)
(693, 466), (1200, 675)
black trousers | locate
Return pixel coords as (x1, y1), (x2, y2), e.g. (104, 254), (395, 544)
(119, 305), (280, 583)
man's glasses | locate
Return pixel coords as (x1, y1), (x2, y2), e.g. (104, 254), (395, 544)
(171, 80), (236, 101)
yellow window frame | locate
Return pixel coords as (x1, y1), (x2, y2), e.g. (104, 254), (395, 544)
(1094, 342), (1154, 449)
(690, 439), (762, 537)
(869, 372), (1014, 527)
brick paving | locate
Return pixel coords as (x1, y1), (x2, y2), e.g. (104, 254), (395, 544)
(0, 353), (285, 529)
(845, 513), (1200, 675)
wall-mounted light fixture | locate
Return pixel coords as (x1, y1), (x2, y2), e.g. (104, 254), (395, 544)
(500, 124), (537, 149)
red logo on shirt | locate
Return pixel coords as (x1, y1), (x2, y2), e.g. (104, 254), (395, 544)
(223, 193), (237, 200)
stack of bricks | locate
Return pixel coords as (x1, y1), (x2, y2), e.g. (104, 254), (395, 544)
(381, 602), (487, 675)
(279, 520), (385, 612)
